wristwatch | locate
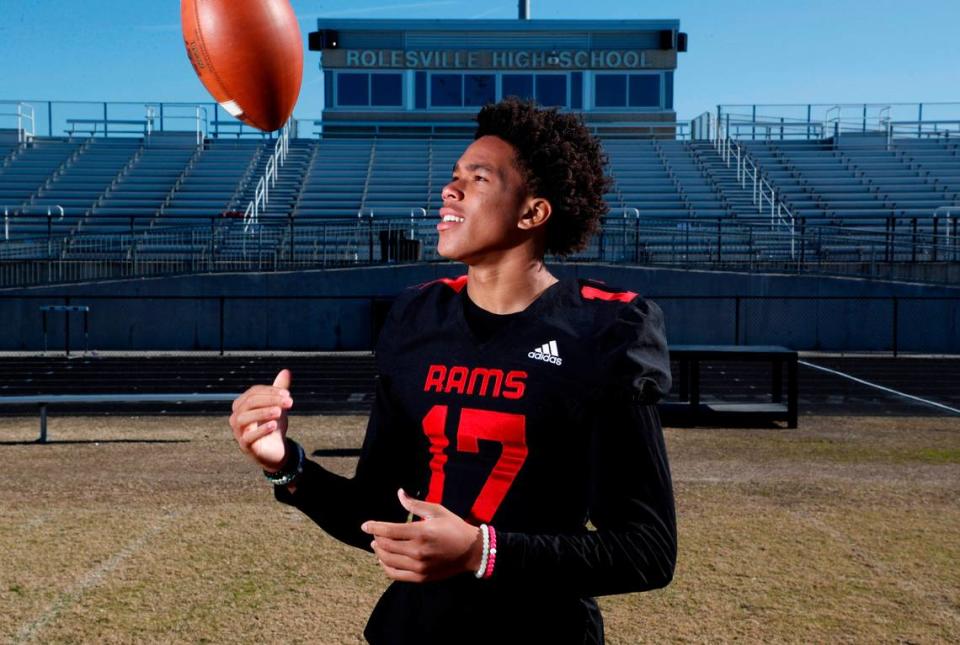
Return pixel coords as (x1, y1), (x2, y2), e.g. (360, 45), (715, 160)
(263, 439), (305, 486)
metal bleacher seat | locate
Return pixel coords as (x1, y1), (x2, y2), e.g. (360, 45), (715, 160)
(0, 138), (84, 238)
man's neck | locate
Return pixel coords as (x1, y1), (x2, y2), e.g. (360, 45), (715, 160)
(465, 258), (558, 315)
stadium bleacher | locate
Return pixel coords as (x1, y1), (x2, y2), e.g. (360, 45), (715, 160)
(1, 103), (958, 286)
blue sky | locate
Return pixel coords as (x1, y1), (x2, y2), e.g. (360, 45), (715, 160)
(1, 0), (957, 121)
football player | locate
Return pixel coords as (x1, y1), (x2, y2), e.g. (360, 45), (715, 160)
(229, 97), (676, 644)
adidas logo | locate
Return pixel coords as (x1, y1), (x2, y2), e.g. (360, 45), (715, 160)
(528, 340), (562, 366)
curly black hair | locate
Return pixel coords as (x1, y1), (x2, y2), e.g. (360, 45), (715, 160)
(474, 98), (611, 257)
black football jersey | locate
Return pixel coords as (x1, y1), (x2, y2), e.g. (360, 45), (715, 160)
(276, 275), (676, 644)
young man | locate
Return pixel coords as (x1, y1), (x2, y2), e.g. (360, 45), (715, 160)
(229, 98), (676, 644)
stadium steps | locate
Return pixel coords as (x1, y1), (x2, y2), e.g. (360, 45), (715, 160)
(0, 138), (86, 238)
(81, 136), (200, 234)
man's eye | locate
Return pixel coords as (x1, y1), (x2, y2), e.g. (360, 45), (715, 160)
(475, 175), (487, 182)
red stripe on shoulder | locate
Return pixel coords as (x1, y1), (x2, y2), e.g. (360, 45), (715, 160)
(581, 284), (637, 302)
(417, 275), (468, 292)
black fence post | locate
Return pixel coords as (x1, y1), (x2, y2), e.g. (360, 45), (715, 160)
(912, 218), (918, 263)
(734, 296), (741, 344)
(288, 215), (295, 267)
(932, 215), (939, 262)
(892, 297), (899, 357)
(717, 219), (723, 265)
(64, 296), (71, 357)
(598, 220), (605, 261)
(219, 296), (225, 356)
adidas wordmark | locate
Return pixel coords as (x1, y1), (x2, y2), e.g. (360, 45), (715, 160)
(528, 340), (562, 365)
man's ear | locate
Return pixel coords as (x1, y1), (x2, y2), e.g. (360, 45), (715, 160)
(518, 197), (552, 231)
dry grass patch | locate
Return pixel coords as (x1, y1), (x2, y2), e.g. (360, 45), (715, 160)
(1, 413), (958, 643)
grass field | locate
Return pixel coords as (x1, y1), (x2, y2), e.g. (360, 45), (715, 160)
(2, 414), (959, 643)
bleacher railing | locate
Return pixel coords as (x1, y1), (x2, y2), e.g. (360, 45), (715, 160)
(709, 112), (797, 256)
(1, 214), (957, 287)
(717, 102), (960, 141)
(0, 100), (280, 141)
(0, 102), (35, 143)
(242, 121), (292, 231)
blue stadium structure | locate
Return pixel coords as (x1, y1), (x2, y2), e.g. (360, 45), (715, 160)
(0, 18), (958, 353)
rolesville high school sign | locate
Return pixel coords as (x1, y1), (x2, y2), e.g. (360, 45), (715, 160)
(325, 49), (675, 70)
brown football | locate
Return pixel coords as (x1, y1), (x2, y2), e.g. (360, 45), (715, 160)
(181, 0), (303, 132)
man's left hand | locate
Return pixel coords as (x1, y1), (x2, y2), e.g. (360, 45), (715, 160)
(361, 489), (483, 583)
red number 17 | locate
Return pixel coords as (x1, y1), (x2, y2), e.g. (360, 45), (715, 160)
(421, 404), (528, 524)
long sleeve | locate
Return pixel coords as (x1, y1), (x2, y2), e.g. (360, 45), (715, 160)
(274, 373), (419, 552)
(492, 296), (677, 597)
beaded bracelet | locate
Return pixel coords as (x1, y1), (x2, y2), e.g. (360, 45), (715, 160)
(483, 525), (497, 579)
(475, 523), (490, 579)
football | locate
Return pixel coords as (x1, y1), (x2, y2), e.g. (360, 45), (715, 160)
(180, 0), (303, 132)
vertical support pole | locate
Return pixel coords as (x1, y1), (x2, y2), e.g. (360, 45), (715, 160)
(862, 104), (867, 133)
(289, 215), (295, 267)
(806, 104), (811, 140)
(734, 296), (741, 345)
(717, 218), (723, 264)
(38, 404), (48, 443)
(103, 102), (109, 137)
(918, 103), (923, 138)
(932, 215), (939, 262)
(219, 296), (225, 356)
(690, 359), (701, 420)
(892, 297), (899, 357)
(787, 355), (798, 429)
(64, 298), (71, 357)
(751, 105), (756, 140)
(48, 101), (53, 137)
(912, 218), (918, 263)
(799, 218), (806, 267)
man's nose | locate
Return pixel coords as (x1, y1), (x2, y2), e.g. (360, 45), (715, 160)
(442, 180), (463, 201)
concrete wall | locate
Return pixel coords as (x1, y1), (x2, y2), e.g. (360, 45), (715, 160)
(2, 263), (958, 352)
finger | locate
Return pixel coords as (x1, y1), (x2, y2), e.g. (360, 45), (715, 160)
(241, 420), (277, 447)
(361, 520), (420, 540)
(273, 369), (292, 390)
(234, 405), (284, 429)
(371, 541), (424, 573)
(371, 535), (424, 560)
(397, 488), (443, 520)
(376, 559), (425, 584)
(232, 385), (292, 413)
(238, 393), (293, 413)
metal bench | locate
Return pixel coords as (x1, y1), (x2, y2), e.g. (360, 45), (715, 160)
(0, 393), (238, 443)
(665, 344), (798, 428)
(66, 118), (152, 136)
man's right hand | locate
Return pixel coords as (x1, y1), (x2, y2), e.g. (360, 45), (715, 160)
(229, 369), (295, 472)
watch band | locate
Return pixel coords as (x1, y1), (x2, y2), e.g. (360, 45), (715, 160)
(263, 440), (305, 486)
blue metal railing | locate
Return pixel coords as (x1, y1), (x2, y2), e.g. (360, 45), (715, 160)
(716, 102), (960, 141)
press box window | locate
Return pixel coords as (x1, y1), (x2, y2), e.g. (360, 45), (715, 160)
(502, 74), (534, 101)
(336, 72), (403, 107)
(594, 74), (662, 108)
(501, 74), (567, 107)
(431, 74), (495, 108)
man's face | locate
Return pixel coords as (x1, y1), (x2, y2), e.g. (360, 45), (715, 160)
(437, 135), (532, 264)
